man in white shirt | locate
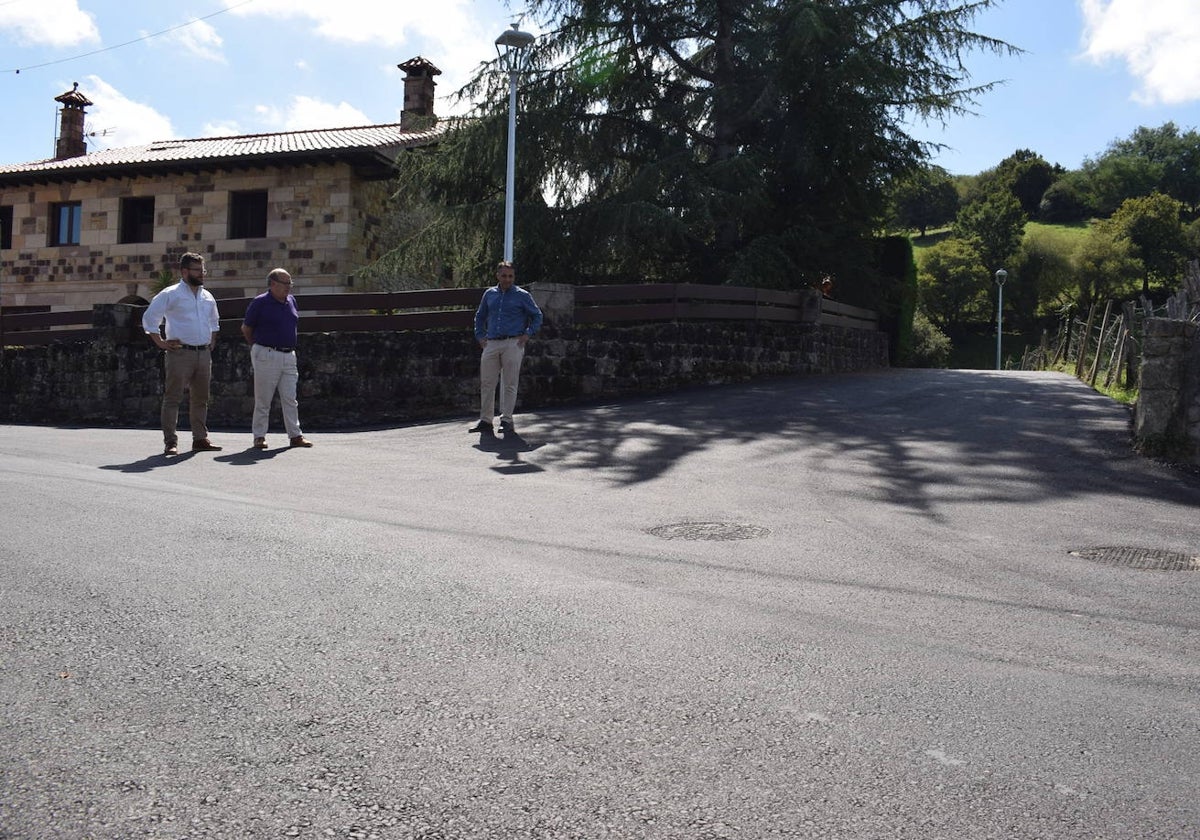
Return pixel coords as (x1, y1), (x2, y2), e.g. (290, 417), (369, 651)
(141, 252), (222, 455)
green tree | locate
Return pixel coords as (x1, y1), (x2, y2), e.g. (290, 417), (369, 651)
(1037, 172), (1093, 223)
(1108, 192), (1187, 293)
(378, 0), (1016, 289)
(975, 149), (1060, 216)
(1078, 123), (1200, 217)
(904, 310), (952, 367)
(918, 237), (989, 334)
(953, 188), (1026, 273)
(1072, 222), (1142, 310)
(1012, 227), (1077, 321)
(890, 165), (959, 237)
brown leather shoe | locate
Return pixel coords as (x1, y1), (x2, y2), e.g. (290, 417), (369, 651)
(289, 436), (313, 448)
(164, 443), (178, 456)
(191, 439), (222, 451)
(253, 437), (268, 450)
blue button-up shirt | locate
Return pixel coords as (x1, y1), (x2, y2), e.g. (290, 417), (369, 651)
(474, 284), (543, 341)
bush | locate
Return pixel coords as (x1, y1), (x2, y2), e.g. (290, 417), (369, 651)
(903, 310), (952, 367)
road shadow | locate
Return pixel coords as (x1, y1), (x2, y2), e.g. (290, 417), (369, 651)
(100, 450), (200, 473)
(214, 446), (291, 466)
(515, 369), (1200, 516)
(472, 429), (546, 474)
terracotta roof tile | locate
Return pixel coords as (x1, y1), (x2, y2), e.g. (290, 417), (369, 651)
(0, 121), (444, 177)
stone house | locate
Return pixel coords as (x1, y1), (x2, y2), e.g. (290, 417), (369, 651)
(0, 57), (442, 316)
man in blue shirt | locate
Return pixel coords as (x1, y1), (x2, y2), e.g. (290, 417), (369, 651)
(240, 268), (313, 450)
(470, 261), (543, 436)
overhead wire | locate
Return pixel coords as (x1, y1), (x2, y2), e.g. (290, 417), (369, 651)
(3, 0), (257, 74)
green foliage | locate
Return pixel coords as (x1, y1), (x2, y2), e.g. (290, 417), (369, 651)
(1037, 172), (1093, 222)
(1107, 191), (1187, 292)
(954, 188), (1026, 272)
(150, 268), (175, 295)
(874, 235), (919, 363)
(1071, 221), (1142, 309)
(974, 149), (1062, 217)
(1185, 217), (1200, 258)
(889, 165), (959, 237)
(903, 309), (952, 367)
(917, 237), (988, 333)
(1079, 123), (1200, 216)
(1013, 224), (1083, 318)
(370, 0), (1015, 291)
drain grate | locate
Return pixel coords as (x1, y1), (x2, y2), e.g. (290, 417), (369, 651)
(647, 521), (770, 541)
(1069, 547), (1200, 572)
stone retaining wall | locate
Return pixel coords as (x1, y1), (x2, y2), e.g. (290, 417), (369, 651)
(0, 306), (889, 430)
(1135, 318), (1200, 464)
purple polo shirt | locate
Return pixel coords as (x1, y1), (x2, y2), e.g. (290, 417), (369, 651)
(243, 291), (299, 348)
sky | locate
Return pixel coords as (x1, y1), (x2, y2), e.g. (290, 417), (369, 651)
(0, 0), (1198, 176)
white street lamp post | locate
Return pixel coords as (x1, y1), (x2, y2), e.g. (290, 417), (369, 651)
(995, 268), (1008, 370)
(495, 24), (536, 264)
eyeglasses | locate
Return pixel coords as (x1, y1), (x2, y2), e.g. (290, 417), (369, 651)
(272, 279), (293, 286)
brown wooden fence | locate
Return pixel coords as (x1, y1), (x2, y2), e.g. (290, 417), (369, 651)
(1, 284), (877, 346)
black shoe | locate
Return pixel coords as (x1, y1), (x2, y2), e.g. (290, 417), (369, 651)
(468, 421), (494, 434)
(499, 420), (515, 434)
(164, 443), (178, 456)
(191, 439), (223, 452)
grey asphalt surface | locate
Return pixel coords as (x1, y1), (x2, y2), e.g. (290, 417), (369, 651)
(1, 368), (1199, 840)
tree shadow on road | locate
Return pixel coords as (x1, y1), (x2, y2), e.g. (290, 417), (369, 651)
(520, 369), (1200, 517)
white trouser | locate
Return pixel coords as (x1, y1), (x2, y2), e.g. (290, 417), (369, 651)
(250, 344), (302, 439)
(479, 337), (525, 424)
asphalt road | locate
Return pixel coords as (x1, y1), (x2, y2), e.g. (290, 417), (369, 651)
(1, 369), (1198, 839)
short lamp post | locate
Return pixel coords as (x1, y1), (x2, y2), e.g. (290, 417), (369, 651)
(495, 23), (536, 264)
(994, 268), (1008, 370)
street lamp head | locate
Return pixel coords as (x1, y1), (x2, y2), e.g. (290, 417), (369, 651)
(995, 268), (1008, 286)
(495, 24), (536, 72)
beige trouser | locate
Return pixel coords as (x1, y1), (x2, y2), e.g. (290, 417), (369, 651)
(479, 337), (525, 424)
(161, 347), (212, 445)
(250, 344), (302, 439)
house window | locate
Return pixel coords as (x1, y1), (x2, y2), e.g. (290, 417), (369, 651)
(0, 205), (12, 250)
(119, 196), (155, 244)
(51, 201), (82, 246)
(229, 190), (267, 239)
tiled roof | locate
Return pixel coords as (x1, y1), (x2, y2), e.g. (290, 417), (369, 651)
(0, 121), (445, 181)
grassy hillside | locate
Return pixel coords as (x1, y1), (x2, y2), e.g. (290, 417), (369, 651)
(909, 219), (1094, 270)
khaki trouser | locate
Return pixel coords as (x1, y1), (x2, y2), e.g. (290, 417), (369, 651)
(250, 344), (303, 439)
(479, 337), (525, 424)
(161, 347), (212, 445)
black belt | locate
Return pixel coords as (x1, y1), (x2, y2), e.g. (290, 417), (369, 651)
(179, 343), (209, 351)
(261, 345), (294, 353)
(492, 334), (525, 340)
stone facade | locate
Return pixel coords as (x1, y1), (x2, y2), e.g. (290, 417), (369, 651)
(1135, 317), (1200, 464)
(0, 164), (393, 309)
(0, 304), (889, 429)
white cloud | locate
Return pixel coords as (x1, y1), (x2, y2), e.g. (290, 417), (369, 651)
(255, 95), (373, 131)
(225, 0), (517, 116)
(1080, 0), (1200, 104)
(202, 120), (243, 138)
(76, 75), (175, 149)
(161, 18), (225, 63)
(0, 0), (98, 47)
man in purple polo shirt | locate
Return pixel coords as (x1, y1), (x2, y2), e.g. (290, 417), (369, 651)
(240, 268), (313, 450)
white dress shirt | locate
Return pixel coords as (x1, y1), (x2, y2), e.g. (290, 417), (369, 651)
(142, 281), (220, 346)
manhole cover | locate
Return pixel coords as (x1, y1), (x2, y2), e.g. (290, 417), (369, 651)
(1069, 547), (1200, 572)
(646, 522), (770, 541)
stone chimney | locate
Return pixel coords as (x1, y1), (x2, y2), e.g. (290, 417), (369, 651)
(54, 83), (93, 160)
(397, 57), (441, 131)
